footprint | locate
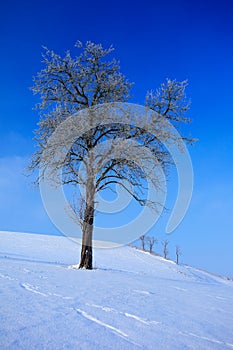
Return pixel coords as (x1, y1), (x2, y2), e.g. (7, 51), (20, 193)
(171, 286), (187, 292)
(74, 307), (143, 348)
(75, 307), (128, 337)
(124, 312), (160, 325)
(180, 331), (233, 348)
(20, 283), (48, 297)
(133, 289), (155, 295)
(87, 303), (160, 326)
(0, 273), (16, 281)
(215, 296), (226, 300)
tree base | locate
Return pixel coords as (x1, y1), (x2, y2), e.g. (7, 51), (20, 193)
(79, 244), (93, 269)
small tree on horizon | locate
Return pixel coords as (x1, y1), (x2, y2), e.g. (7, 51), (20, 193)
(162, 240), (169, 259)
(140, 235), (146, 251)
(146, 236), (158, 254)
(28, 40), (193, 270)
(176, 245), (182, 264)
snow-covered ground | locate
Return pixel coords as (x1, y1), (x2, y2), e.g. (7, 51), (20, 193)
(0, 231), (232, 350)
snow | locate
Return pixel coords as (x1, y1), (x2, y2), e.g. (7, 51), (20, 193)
(0, 231), (232, 350)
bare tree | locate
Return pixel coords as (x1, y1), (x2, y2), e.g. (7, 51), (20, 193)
(28, 40), (193, 269)
(176, 245), (182, 264)
(162, 240), (169, 259)
(146, 236), (158, 253)
(140, 235), (146, 251)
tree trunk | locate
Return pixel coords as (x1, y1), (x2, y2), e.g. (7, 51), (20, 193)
(79, 201), (94, 269)
(79, 166), (95, 270)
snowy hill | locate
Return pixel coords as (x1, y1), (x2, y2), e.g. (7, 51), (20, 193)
(0, 231), (232, 350)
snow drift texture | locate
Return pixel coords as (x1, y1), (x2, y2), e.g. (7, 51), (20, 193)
(0, 231), (232, 350)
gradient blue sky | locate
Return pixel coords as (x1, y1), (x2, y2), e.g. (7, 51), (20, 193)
(0, 0), (232, 276)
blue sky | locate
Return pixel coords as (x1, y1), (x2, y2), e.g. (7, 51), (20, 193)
(0, 0), (232, 276)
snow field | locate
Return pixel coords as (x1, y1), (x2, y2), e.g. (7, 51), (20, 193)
(0, 231), (232, 349)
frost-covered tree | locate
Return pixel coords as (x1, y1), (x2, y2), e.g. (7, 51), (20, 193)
(162, 240), (169, 259)
(140, 235), (146, 251)
(146, 236), (158, 254)
(176, 245), (182, 265)
(29, 40), (193, 269)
